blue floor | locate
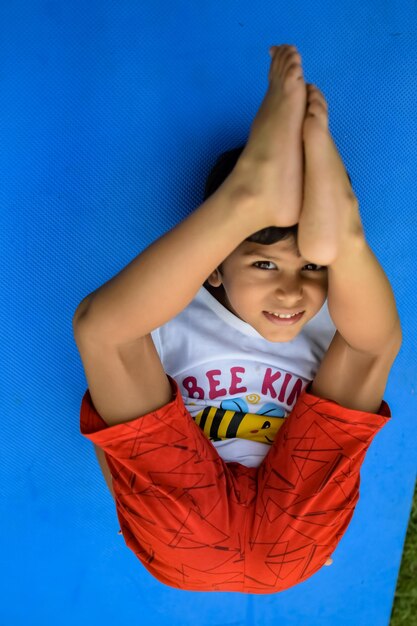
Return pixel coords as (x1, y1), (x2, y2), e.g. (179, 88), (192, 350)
(2, 1), (416, 625)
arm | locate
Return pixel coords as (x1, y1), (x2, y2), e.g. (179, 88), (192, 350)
(73, 166), (261, 344)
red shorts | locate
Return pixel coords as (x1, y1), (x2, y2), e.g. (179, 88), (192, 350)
(80, 374), (391, 594)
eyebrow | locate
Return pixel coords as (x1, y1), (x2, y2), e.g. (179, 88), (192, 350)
(242, 249), (302, 260)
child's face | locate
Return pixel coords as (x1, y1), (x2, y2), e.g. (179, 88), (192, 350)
(206, 236), (329, 342)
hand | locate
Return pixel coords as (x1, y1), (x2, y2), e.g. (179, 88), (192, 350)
(324, 557), (333, 566)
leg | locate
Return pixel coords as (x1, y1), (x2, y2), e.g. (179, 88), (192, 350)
(94, 444), (116, 500)
(73, 330), (173, 427)
(80, 374), (252, 592)
(299, 83), (402, 356)
(250, 80), (402, 584)
(74, 327), (173, 500)
(248, 337), (394, 593)
(310, 329), (400, 413)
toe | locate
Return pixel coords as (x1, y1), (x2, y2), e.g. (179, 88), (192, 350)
(307, 91), (328, 112)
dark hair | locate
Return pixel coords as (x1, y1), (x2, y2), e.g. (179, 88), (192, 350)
(202, 144), (352, 288)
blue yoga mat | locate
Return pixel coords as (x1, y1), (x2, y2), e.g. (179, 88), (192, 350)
(1, 1), (416, 625)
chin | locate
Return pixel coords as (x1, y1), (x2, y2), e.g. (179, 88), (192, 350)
(259, 318), (306, 339)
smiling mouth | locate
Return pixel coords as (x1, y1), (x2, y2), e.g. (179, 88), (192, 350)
(263, 310), (305, 325)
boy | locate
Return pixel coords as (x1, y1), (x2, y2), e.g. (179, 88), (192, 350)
(73, 45), (402, 593)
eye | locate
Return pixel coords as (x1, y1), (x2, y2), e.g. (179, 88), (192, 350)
(304, 263), (327, 271)
(253, 261), (275, 270)
(253, 261), (326, 271)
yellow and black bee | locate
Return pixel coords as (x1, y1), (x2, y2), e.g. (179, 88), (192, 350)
(192, 405), (286, 445)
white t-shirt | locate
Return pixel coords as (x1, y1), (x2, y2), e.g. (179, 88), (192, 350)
(151, 286), (336, 468)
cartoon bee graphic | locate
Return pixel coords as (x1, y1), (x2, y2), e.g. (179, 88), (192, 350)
(191, 393), (287, 445)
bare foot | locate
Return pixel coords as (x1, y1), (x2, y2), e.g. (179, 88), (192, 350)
(235, 44), (307, 227)
(298, 84), (364, 264)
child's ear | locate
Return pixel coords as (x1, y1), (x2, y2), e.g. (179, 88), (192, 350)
(206, 268), (223, 288)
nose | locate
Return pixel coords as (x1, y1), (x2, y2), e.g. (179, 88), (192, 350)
(274, 276), (304, 304)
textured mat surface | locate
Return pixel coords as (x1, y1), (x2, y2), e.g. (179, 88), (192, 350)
(1, 1), (416, 625)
